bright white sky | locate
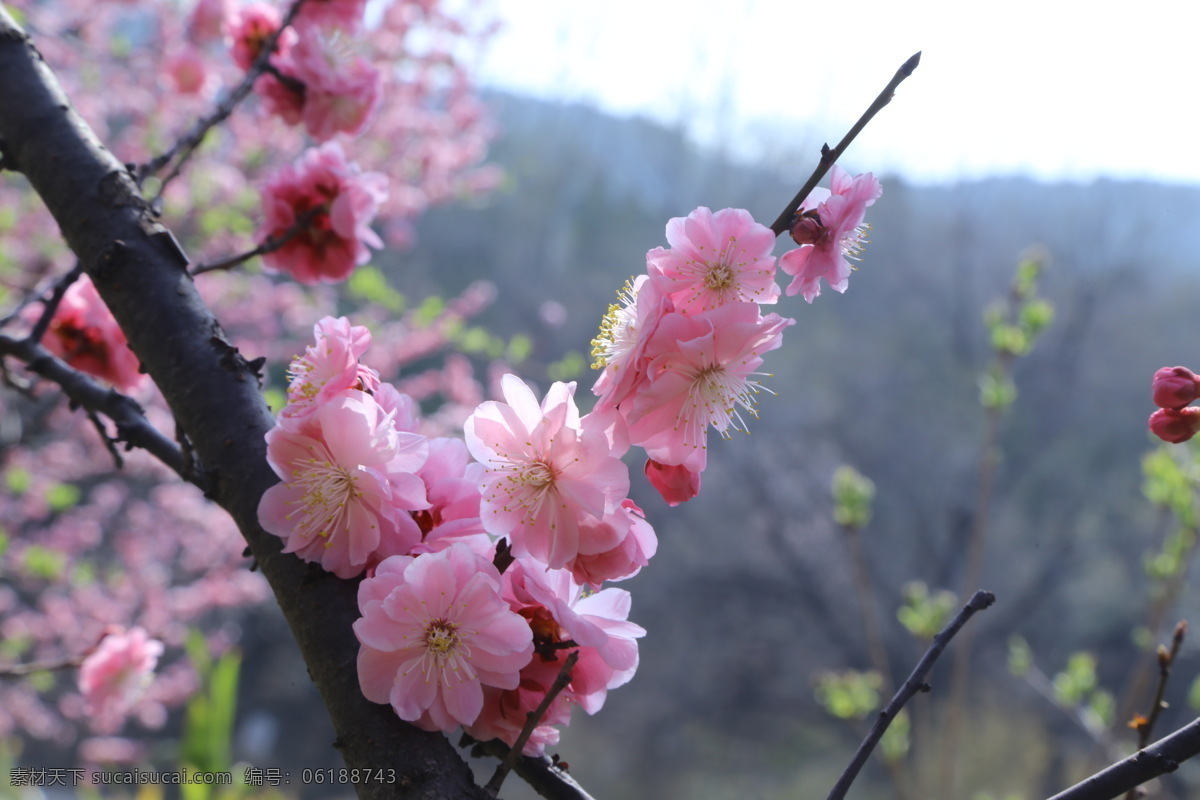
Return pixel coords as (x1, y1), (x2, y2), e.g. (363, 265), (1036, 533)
(479, 0), (1200, 184)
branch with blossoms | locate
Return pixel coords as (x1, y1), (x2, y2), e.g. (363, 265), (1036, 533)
(137, 0), (311, 194)
(0, 10), (494, 798)
(0, 1), (939, 795)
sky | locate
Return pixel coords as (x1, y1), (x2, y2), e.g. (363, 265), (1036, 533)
(478, 0), (1200, 184)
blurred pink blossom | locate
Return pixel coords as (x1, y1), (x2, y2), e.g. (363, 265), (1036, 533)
(30, 274), (145, 393)
(297, 0), (368, 31)
(78, 627), (163, 734)
(259, 142), (388, 285)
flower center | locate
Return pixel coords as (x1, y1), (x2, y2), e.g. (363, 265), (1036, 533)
(287, 456), (358, 546)
(425, 621), (461, 656)
(704, 262), (734, 291)
(679, 363), (765, 441)
(590, 279), (639, 369)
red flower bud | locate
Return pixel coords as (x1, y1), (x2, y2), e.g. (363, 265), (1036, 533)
(1152, 366), (1200, 409)
(1149, 407), (1200, 444)
(644, 459), (701, 506)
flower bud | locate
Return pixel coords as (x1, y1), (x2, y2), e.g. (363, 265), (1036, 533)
(644, 459), (701, 506)
(1152, 366), (1200, 409)
(1149, 407), (1200, 444)
(788, 211), (825, 246)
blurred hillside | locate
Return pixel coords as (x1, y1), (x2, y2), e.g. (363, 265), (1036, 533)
(386, 92), (1200, 799)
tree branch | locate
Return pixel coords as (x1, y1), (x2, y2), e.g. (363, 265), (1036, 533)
(0, 10), (494, 799)
(1046, 717), (1200, 800)
(825, 589), (996, 800)
(0, 333), (189, 481)
(769, 51), (920, 236)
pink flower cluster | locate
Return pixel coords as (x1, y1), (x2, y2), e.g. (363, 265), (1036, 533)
(590, 207), (796, 504)
(26, 274), (145, 393)
(260, 318), (653, 752)
(258, 142), (387, 284)
(1149, 366), (1200, 443)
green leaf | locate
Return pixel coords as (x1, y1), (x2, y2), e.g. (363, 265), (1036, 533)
(1007, 636), (1032, 677)
(506, 334), (533, 364)
(5, 468), (31, 495)
(815, 670), (882, 720)
(548, 352), (586, 382)
(414, 296), (445, 327)
(347, 265), (406, 313)
(831, 465), (875, 529)
(22, 546), (65, 580)
(45, 483), (81, 512)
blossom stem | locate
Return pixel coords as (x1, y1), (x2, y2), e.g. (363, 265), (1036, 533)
(0, 654), (84, 678)
(138, 0), (311, 202)
(486, 650), (579, 797)
(191, 205), (323, 276)
(825, 590), (995, 800)
(769, 52), (920, 236)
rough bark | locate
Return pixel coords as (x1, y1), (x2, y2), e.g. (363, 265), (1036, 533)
(0, 9), (491, 799)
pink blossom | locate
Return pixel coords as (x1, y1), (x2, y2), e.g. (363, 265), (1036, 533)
(282, 316), (379, 421)
(354, 544), (534, 731)
(647, 206), (779, 313)
(780, 166), (883, 303)
(297, 0), (368, 31)
(568, 499), (657, 588)
(1150, 407), (1200, 444)
(78, 627), (163, 733)
(465, 558), (644, 753)
(164, 46), (216, 98)
(258, 392), (429, 578)
(259, 142), (388, 285)
(644, 459), (701, 507)
(625, 303), (794, 473)
(464, 375), (631, 569)
(229, 3), (294, 71)
(186, 0), (232, 45)
(31, 274), (145, 393)
(1152, 366), (1200, 410)
(590, 274), (674, 413)
(264, 25), (382, 142)
(410, 437), (492, 556)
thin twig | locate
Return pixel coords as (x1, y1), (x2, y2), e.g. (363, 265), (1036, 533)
(1046, 716), (1200, 800)
(486, 650), (579, 797)
(825, 589), (996, 800)
(137, 0), (310, 197)
(86, 408), (125, 469)
(1123, 621), (1187, 800)
(26, 263), (82, 343)
(769, 52), (920, 236)
(468, 737), (597, 800)
(0, 333), (195, 486)
(0, 654), (84, 678)
(190, 205), (323, 276)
